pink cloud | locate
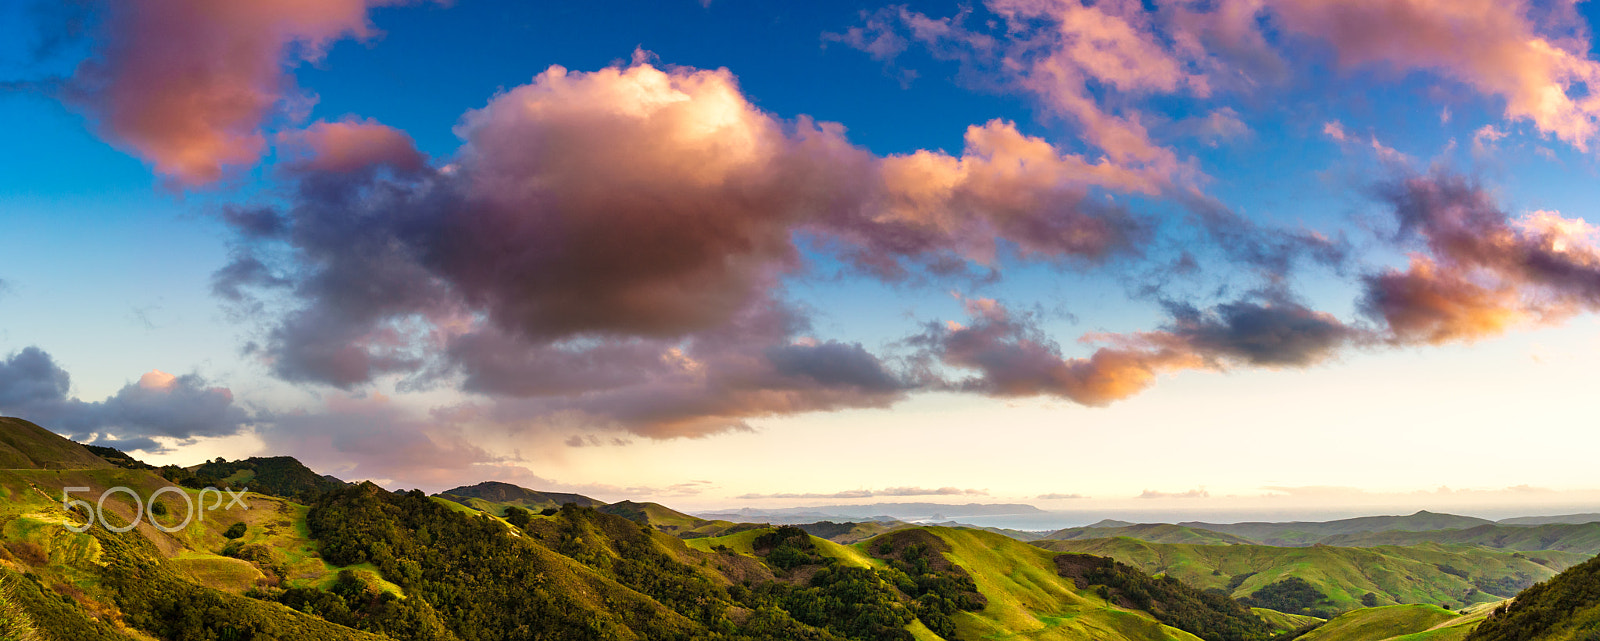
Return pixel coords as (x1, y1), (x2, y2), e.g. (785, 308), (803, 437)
(65, 0), (409, 184)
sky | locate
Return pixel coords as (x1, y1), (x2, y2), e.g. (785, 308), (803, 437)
(5, 0), (1600, 521)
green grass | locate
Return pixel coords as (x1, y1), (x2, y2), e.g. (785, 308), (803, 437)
(0, 573), (42, 641)
(885, 527), (1204, 641)
(1043, 523), (1257, 546)
(1298, 604), (1459, 641)
(0, 418), (113, 471)
(1253, 607), (1325, 631)
(170, 551), (266, 593)
(1035, 537), (1580, 612)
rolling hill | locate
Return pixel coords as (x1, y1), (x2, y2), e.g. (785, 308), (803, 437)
(1178, 511), (1496, 547)
(435, 480), (605, 513)
(1043, 523), (1257, 546)
(0, 417), (113, 470)
(1466, 553), (1600, 641)
(1318, 522), (1600, 556)
(1034, 537), (1583, 613)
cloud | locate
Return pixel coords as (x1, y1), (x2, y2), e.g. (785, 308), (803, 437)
(1360, 171), (1600, 344)
(219, 58), (1159, 436)
(735, 487), (989, 500)
(1037, 492), (1089, 500)
(914, 293), (1361, 406)
(1268, 0), (1600, 150)
(0, 347), (250, 450)
(1138, 488), (1210, 499)
(59, 0), (411, 184)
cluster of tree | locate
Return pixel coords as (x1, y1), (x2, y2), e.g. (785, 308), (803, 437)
(91, 527), (383, 641)
(868, 530), (987, 639)
(193, 456), (351, 502)
(1054, 553), (1277, 641)
(753, 526), (828, 571)
(80, 443), (153, 470)
(1468, 554), (1600, 641)
(272, 570), (456, 641)
(1239, 577), (1336, 619)
(1473, 572), (1537, 598)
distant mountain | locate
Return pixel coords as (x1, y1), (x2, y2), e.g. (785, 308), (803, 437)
(1319, 522), (1600, 556)
(0, 417), (113, 470)
(436, 480), (605, 513)
(1043, 523), (1257, 546)
(1035, 537), (1584, 613)
(703, 502), (1045, 522)
(1180, 510), (1496, 546)
(1497, 513), (1600, 526)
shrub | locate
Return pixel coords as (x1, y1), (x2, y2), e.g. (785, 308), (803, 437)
(223, 522), (249, 539)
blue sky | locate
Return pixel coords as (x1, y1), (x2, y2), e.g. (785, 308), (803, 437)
(5, 0), (1600, 516)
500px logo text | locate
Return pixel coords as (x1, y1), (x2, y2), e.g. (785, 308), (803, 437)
(62, 486), (250, 533)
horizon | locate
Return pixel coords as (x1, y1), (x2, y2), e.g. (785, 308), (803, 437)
(6, 0), (1600, 514)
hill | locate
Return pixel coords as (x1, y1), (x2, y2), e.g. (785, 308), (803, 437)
(1467, 553), (1600, 641)
(1035, 537), (1582, 614)
(1179, 511), (1496, 547)
(1043, 523), (1257, 546)
(0, 417), (113, 470)
(435, 480), (604, 513)
(596, 500), (763, 538)
(190, 456), (350, 500)
(1496, 513), (1600, 526)
(1318, 522), (1600, 556)
(1296, 603), (1494, 641)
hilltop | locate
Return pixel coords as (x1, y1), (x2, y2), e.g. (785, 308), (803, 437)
(435, 480), (605, 513)
(1178, 511), (1496, 546)
(0, 417), (113, 470)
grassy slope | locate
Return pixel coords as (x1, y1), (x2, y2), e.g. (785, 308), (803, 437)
(1319, 523), (1600, 556)
(1035, 537), (1580, 611)
(1299, 605), (1458, 641)
(1043, 523), (1256, 546)
(597, 500), (757, 538)
(907, 527), (1205, 641)
(1253, 607), (1324, 631)
(0, 418), (113, 471)
(1182, 513), (1496, 547)
(1297, 601), (1500, 641)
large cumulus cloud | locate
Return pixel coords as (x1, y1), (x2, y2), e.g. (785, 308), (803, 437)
(220, 59), (1154, 436)
(0, 347), (250, 451)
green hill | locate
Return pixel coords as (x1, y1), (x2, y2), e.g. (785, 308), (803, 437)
(1034, 537), (1581, 613)
(1297, 604), (1460, 641)
(597, 500), (763, 538)
(1496, 514), (1600, 526)
(190, 456), (350, 501)
(1319, 523), (1600, 556)
(0, 417), (113, 470)
(1467, 553), (1600, 641)
(1043, 523), (1257, 546)
(435, 480), (604, 513)
(1181, 512), (1496, 547)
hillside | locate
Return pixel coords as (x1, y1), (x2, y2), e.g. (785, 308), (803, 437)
(1496, 513), (1600, 526)
(1179, 512), (1496, 547)
(435, 480), (605, 513)
(1035, 537), (1581, 613)
(1467, 554), (1600, 641)
(190, 456), (350, 500)
(597, 500), (763, 538)
(0, 417), (112, 470)
(1319, 522), (1600, 556)
(1297, 603), (1491, 641)
(1043, 523), (1256, 546)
